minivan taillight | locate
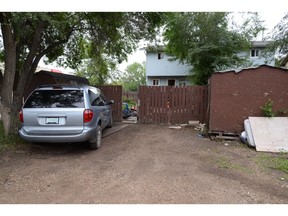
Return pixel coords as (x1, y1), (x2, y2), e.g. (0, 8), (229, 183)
(84, 109), (94, 123)
(19, 110), (24, 123)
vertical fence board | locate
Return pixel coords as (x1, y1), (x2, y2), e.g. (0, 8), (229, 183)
(98, 85), (122, 122)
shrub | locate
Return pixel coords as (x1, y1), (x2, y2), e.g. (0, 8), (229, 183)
(260, 99), (276, 117)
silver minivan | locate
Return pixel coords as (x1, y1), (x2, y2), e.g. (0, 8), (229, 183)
(19, 85), (113, 149)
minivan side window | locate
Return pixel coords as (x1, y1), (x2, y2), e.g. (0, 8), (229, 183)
(100, 93), (108, 104)
(89, 88), (109, 106)
(89, 89), (104, 106)
(88, 89), (98, 105)
(92, 97), (105, 106)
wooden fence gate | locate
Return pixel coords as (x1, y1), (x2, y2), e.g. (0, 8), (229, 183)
(138, 86), (208, 124)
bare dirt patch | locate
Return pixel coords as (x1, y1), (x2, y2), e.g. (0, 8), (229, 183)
(0, 123), (287, 204)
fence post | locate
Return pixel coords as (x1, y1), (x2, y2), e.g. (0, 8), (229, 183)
(167, 98), (171, 125)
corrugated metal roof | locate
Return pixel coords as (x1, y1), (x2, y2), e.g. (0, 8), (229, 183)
(214, 64), (288, 74)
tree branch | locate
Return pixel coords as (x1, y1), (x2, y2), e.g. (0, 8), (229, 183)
(0, 69), (3, 87)
(41, 30), (73, 57)
(22, 20), (46, 74)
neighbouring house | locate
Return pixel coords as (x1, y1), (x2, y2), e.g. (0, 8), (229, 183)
(24, 70), (89, 100)
(145, 45), (191, 87)
(145, 41), (275, 86)
(208, 65), (288, 134)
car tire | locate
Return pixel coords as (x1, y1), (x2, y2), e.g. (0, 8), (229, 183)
(89, 124), (102, 150)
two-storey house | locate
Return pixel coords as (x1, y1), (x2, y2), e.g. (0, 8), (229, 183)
(145, 41), (275, 86)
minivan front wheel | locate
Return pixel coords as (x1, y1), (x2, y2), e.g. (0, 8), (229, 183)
(89, 124), (102, 150)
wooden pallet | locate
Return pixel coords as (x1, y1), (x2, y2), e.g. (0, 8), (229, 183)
(209, 131), (239, 140)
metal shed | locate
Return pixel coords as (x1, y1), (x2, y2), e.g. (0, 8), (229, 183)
(208, 65), (288, 134)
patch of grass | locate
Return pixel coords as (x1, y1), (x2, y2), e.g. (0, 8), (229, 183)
(0, 121), (30, 152)
(215, 156), (250, 173)
(256, 152), (288, 174)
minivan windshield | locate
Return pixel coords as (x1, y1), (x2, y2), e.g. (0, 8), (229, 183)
(24, 90), (84, 108)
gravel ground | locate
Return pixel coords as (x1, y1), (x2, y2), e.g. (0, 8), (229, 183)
(0, 123), (287, 204)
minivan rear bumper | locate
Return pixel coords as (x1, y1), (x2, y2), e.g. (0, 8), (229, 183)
(19, 126), (97, 143)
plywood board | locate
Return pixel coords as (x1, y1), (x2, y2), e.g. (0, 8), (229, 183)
(244, 119), (255, 147)
(248, 117), (288, 152)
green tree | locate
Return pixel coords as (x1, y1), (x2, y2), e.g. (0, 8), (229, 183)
(0, 12), (164, 135)
(163, 12), (264, 85)
(120, 62), (146, 91)
(75, 57), (114, 86)
(268, 13), (288, 57)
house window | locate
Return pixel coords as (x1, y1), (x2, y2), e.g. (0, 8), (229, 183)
(158, 52), (164, 60)
(250, 49), (260, 58)
(152, 79), (160, 86)
(168, 79), (175, 86)
(179, 80), (187, 86)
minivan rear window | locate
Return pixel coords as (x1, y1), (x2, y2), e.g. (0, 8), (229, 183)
(24, 90), (84, 108)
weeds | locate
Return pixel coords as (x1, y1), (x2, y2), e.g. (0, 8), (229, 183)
(260, 99), (288, 117)
(0, 121), (29, 152)
(256, 152), (288, 174)
(216, 156), (250, 173)
(260, 99), (276, 117)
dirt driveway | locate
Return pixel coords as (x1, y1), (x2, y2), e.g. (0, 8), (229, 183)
(0, 123), (287, 204)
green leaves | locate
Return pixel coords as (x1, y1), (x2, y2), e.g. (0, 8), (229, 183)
(1, 12), (164, 75)
(269, 13), (288, 55)
(163, 12), (263, 85)
(121, 62), (146, 91)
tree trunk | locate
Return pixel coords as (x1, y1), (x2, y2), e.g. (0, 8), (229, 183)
(8, 21), (46, 135)
(0, 13), (17, 136)
(0, 14), (46, 136)
(9, 94), (23, 134)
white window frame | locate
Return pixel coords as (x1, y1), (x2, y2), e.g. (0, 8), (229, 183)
(250, 49), (260, 58)
(152, 79), (160, 86)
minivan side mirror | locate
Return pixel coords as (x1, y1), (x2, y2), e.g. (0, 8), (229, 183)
(108, 100), (114, 105)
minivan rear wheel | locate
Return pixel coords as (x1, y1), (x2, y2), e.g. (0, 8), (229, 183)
(89, 124), (102, 150)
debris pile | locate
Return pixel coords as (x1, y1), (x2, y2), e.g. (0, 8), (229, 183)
(168, 121), (203, 130)
(240, 117), (288, 152)
(168, 121), (208, 138)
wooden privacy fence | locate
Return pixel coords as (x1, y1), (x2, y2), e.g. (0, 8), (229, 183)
(98, 85), (123, 122)
(138, 86), (208, 124)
